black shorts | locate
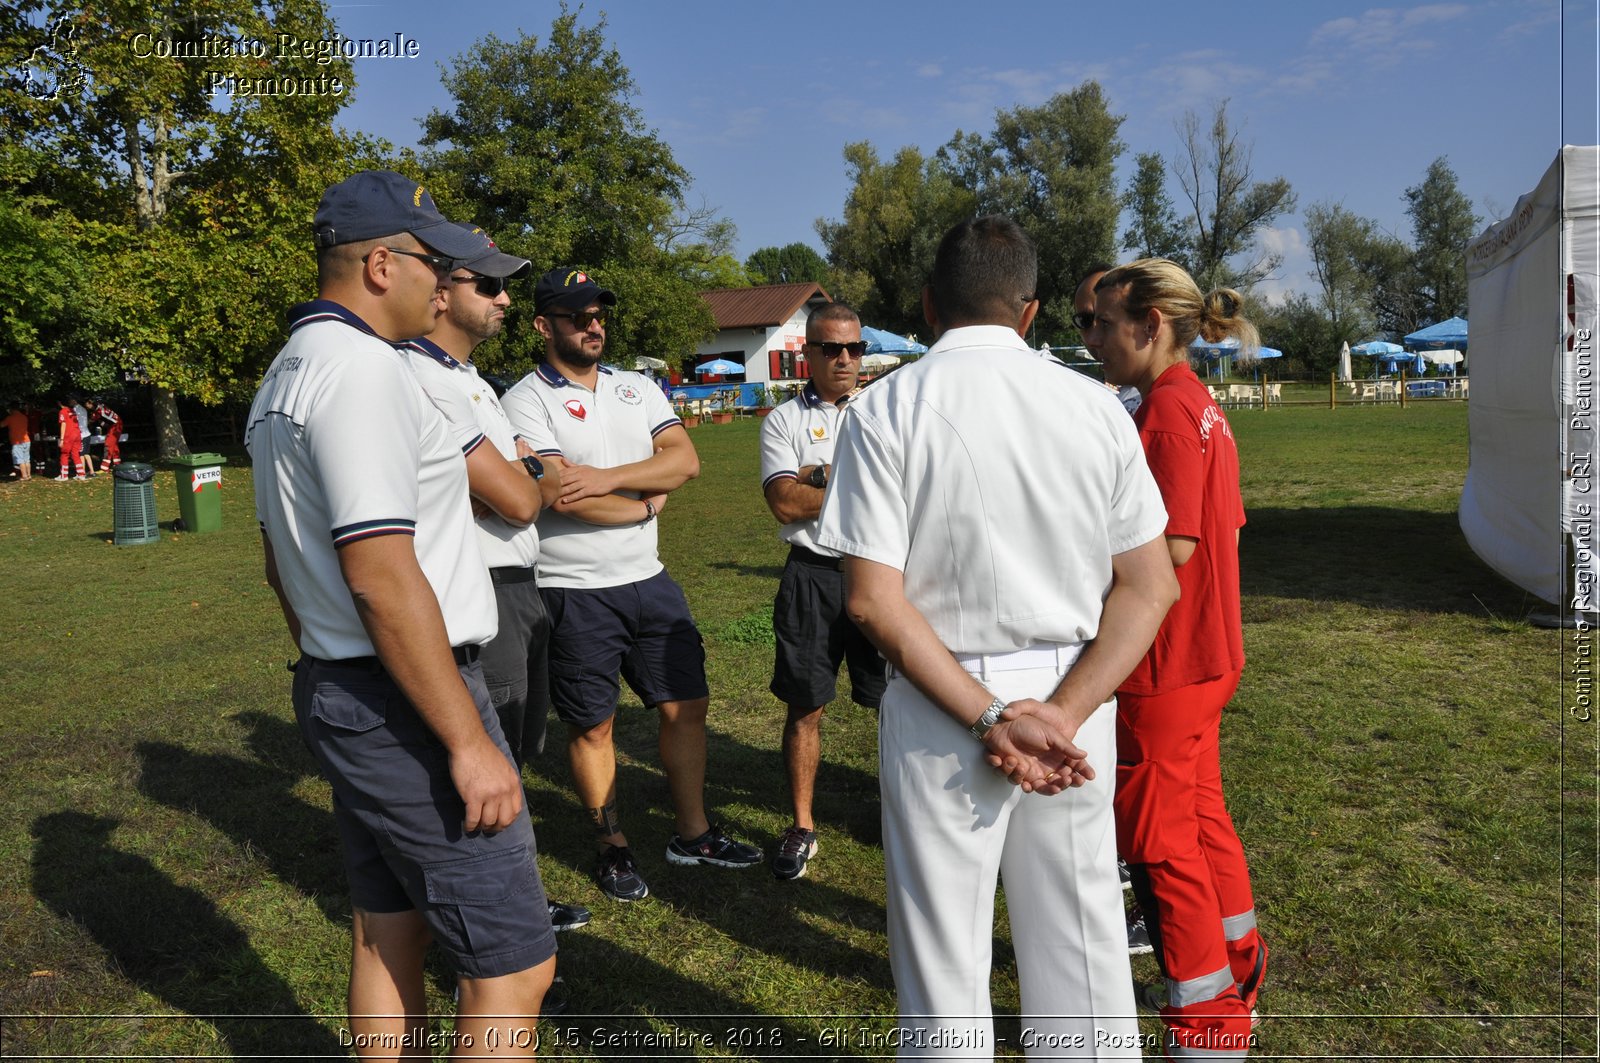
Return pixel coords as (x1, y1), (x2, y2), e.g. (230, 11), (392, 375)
(292, 655), (556, 980)
(770, 546), (886, 710)
(541, 569), (709, 729)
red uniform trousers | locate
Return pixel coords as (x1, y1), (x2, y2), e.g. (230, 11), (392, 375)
(102, 432), (121, 467)
(1116, 669), (1265, 1058)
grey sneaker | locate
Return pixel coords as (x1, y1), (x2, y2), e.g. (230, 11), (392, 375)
(1126, 911), (1154, 955)
(1118, 857), (1133, 891)
(665, 824), (762, 868)
(594, 845), (649, 901)
(771, 826), (818, 880)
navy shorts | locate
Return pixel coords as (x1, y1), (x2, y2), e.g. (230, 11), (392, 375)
(771, 546), (886, 710)
(292, 655), (556, 980)
(540, 569), (709, 729)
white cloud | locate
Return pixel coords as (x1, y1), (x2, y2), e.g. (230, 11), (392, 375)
(1310, 4), (1469, 53)
(917, 62), (943, 78)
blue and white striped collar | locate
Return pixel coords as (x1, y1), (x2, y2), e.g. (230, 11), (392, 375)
(286, 299), (379, 338)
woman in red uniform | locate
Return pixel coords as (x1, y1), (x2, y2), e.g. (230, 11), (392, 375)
(1087, 258), (1266, 1058)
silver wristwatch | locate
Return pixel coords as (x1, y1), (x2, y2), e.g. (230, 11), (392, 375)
(969, 697), (1006, 741)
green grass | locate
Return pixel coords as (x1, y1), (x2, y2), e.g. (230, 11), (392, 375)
(0, 404), (1592, 1060)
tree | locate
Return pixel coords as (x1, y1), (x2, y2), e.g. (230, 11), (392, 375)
(936, 84), (1124, 340)
(816, 142), (974, 338)
(745, 242), (831, 287)
(1, 0), (368, 454)
(1173, 99), (1296, 292)
(1252, 291), (1338, 377)
(1404, 156), (1479, 326)
(1120, 151), (1188, 266)
(420, 7), (718, 368)
(1303, 202), (1384, 346)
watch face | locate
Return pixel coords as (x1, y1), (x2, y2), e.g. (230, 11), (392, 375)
(523, 455), (545, 479)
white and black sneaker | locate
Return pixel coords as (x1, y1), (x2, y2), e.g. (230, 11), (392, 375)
(1126, 911), (1154, 955)
(771, 826), (818, 881)
(549, 899), (591, 931)
(665, 824), (762, 868)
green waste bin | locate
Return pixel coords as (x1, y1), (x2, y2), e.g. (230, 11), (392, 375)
(170, 452), (227, 533)
(112, 463), (160, 546)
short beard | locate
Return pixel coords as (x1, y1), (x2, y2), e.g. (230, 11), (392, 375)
(550, 331), (603, 369)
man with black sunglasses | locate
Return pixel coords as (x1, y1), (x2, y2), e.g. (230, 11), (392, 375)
(247, 171), (558, 1054)
(502, 267), (762, 904)
(758, 302), (885, 880)
(402, 224), (613, 1013)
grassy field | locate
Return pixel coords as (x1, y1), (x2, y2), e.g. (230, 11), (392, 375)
(0, 402), (1592, 1060)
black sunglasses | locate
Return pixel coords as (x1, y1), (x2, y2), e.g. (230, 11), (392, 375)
(450, 273), (510, 298)
(545, 309), (608, 329)
(363, 246), (458, 276)
(809, 340), (867, 359)
(1071, 311), (1096, 331)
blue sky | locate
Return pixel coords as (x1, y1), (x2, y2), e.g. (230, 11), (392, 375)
(314, 2), (1591, 301)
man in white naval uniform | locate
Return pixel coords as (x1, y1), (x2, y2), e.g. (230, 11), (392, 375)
(815, 215), (1179, 1059)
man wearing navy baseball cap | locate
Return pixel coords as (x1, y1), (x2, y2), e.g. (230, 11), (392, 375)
(248, 172), (558, 1052)
(503, 266), (763, 905)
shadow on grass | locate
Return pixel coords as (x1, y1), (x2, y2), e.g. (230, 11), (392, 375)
(135, 713), (347, 922)
(29, 811), (345, 1058)
(705, 559), (786, 581)
(1242, 505), (1534, 614)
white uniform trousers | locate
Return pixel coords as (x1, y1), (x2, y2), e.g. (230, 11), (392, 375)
(880, 665), (1140, 1060)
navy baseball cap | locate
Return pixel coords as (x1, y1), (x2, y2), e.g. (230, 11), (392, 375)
(449, 222), (532, 279)
(311, 170), (483, 261)
(534, 267), (617, 315)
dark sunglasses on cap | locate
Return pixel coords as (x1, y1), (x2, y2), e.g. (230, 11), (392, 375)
(809, 340), (867, 359)
(450, 273), (511, 298)
(1071, 311), (1096, 331)
(545, 309), (608, 329)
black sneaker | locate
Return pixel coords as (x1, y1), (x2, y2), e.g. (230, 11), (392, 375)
(1126, 911), (1154, 955)
(771, 826), (818, 881)
(664, 824), (762, 868)
(594, 844), (649, 901)
(1118, 857), (1133, 891)
(540, 975), (569, 1018)
(549, 899), (592, 931)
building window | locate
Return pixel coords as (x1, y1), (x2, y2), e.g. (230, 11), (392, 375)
(770, 349), (811, 380)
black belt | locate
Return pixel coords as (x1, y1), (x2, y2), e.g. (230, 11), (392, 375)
(787, 544), (842, 570)
(489, 565), (539, 586)
(307, 645), (480, 672)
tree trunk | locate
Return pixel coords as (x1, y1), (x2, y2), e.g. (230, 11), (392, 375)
(153, 389), (190, 459)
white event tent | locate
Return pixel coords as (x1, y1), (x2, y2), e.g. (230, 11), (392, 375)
(1459, 145), (1599, 607)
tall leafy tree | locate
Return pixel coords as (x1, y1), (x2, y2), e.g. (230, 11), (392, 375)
(816, 142), (974, 338)
(1173, 99), (1296, 292)
(936, 84), (1124, 340)
(1304, 202), (1384, 346)
(1404, 156), (1479, 326)
(1120, 150), (1188, 266)
(419, 7), (718, 369)
(745, 242), (831, 287)
(1, 0), (367, 454)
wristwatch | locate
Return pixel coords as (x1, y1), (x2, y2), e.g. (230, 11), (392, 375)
(969, 697), (1006, 741)
(520, 455), (545, 480)
(808, 464), (828, 488)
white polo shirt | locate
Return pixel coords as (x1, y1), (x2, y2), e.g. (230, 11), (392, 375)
(759, 381), (852, 554)
(814, 324), (1168, 655)
(401, 338), (540, 571)
(501, 361), (680, 589)
(245, 300), (497, 660)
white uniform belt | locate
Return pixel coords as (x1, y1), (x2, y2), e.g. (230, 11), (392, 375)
(953, 642), (1082, 679)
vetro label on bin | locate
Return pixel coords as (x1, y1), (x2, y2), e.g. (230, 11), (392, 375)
(191, 468), (222, 491)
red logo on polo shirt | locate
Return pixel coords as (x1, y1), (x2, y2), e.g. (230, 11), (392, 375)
(564, 399), (587, 421)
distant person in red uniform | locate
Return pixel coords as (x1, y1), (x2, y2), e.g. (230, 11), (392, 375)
(56, 400), (90, 480)
(90, 400), (124, 469)
(1087, 257), (1266, 1057)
